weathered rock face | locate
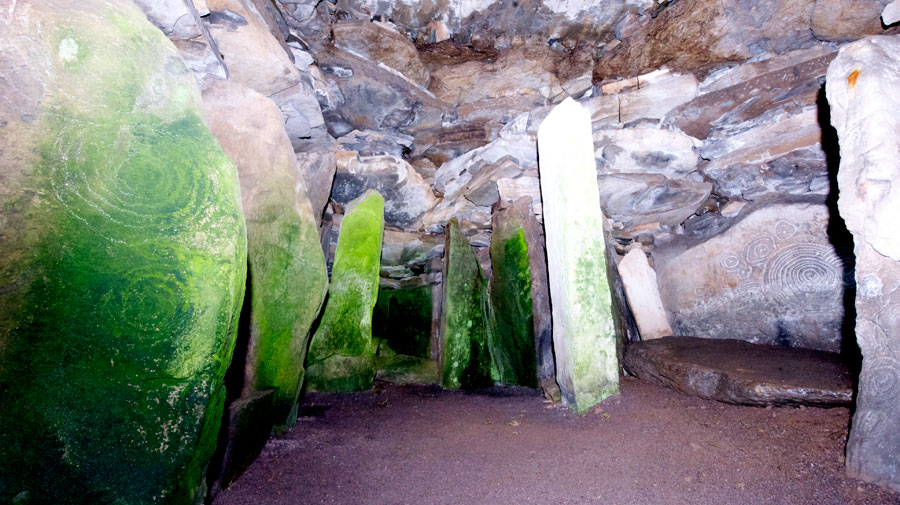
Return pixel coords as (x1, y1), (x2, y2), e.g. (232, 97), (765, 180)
(597, 173), (712, 228)
(489, 200), (540, 388)
(827, 35), (900, 493)
(332, 20), (430, 88)
(331, 152), (436, 228)
(594, 0), (818, 79)
(812, 0), (893, 41)
(617, 249), (673, 340)
(306, 190), (385, 392)
(594, 127), (701, 179)
(440, 219), (493, 389)
(204, 0), (301, 95)
(202, 80), (327, 426)
(624, 337), (853, 406)
(0, 2), (246, 503)
(538, 98), (619, 412)
(655, 203), (846, 352)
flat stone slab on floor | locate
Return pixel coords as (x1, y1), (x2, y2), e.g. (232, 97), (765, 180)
(624, 336), (853, 406)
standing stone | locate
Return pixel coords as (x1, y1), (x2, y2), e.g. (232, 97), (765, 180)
(440, 219), (494, 389)
(537, 98), (619, 412)
(826, 35), (900, 493)
(489, 198), (551, 388)
(306, 190), (385, 392)
(202, 80), (328, 426)
(0, 2), (246, 503)
(618, 249), (673, 340)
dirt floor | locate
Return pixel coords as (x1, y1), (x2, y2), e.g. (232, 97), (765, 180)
(213, 376), (899, 505)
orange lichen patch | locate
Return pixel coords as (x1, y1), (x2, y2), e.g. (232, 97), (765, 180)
(848, 69), (860, 100)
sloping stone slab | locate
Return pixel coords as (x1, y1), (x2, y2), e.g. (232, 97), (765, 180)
(624, 337), (853, 407)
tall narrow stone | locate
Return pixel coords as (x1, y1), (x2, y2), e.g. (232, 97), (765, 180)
(826, 35), (900, 493)
(537, 97), (619, 412)
(489, 198), (553, 388)
(306, 190), (385, 392)
(618, 249), (673, 340)
(202, 80), (328, 426)
(440, 219), (494, 389)
(0, 2), (246, 503)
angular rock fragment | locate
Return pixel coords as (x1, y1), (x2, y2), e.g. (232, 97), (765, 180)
(597, 173), (712, 228)
(440, 219), (494, 389)
(594, 127), (701, 179)
(0, 2), (246, 502)
(203, 80), (327, 425)
(618, 249), (673, 340)
(332, 20), (430, 88)
(537, 98), (619, 412)
(306, 190), (385, 392)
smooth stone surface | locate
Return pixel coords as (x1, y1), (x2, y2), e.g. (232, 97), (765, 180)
(203, 80), (327, 425)
(0, 2), (247, 502)
(270, 81), (327, 140)
(885, 0), (900, 23)
(617, 249), (673, 340)
(293, 145), (337, 227)
(811, 0), (892, 41)
(654, 203), (846, 352)
(134, 0), (204, 39)
(596, 173), (712, 228)
(440, 219), (493, 390)
(306, 190), (385, 392)
(204, 0), (301, 95)
(624, 337), (853, 406)
(594, 127), (701, 179)
(827, 35), (900, 493)
(538, 98), (619, 412)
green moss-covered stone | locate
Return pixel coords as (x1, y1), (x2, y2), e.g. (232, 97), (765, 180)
(202, 80), (328, 426)
(440, 219), (493, 389)
(373, 286), (433, 358)
(305, 190), (385, 392)
(0, 2), (246, 503)
(489, 221), (539, 388)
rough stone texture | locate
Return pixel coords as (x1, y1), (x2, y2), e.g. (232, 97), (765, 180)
(594, 127), (701, 179)
(204, 0), (301, 95)
(306, 190), (385, 392)
(316, 45), (452, 136)
(654, 203), (846, 352)
(440, 219), (494, 389)
(332, 20), (430, 88)
(624, 337), (853, 406)
(827, 35), (900, 493)
(373, 286), (433, 359)
(0, 2), (247, 503)
(698, 106), (828, 198)
(618, 249), (673, 340)
(270, 81), (327, 140)
(331, 152), (436, 228)
(202, 80), (327, 425)
(207, 389), (276, 500)
(593, 0), (817, 80)
(172, 36), (229, 90)
(812, 0), (892, 41)
(134, 0), (204, 39)
(537, 98), (619, 412)
(597, 173), (712, 228)
(489, 200), (541, 387)
(666, 49), (836, 140)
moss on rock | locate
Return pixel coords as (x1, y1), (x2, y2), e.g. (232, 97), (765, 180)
(0, 2), (246, 503)
(305, 190), (385, 392)
(489, 223), (539, 388)
(440, 219), (493, 389)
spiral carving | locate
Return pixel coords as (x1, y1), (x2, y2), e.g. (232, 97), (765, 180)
(742, 235), (776, 265)
(763, 243), (843, 311)
(862, 357), (900, 407)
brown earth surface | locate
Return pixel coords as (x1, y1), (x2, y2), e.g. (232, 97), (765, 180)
(212, 377), (899, 505)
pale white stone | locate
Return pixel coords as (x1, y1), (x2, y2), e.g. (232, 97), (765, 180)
(883, 0), (900, 25)
(618, 73), (699, 123)
(537, 97), (619, 412)
(617, 249), (673, 340)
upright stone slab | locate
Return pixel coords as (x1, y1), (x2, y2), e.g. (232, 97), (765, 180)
(0, 2), (247, 503)
(306, 190), (385, 392)
(202, 80), (328, 426)
(826, 35), (900, 493)
(618, 249), (673, 340)
(537, 97), (619, 412)
(489, 198), (550, 388)
(440, 219), (494, 389)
